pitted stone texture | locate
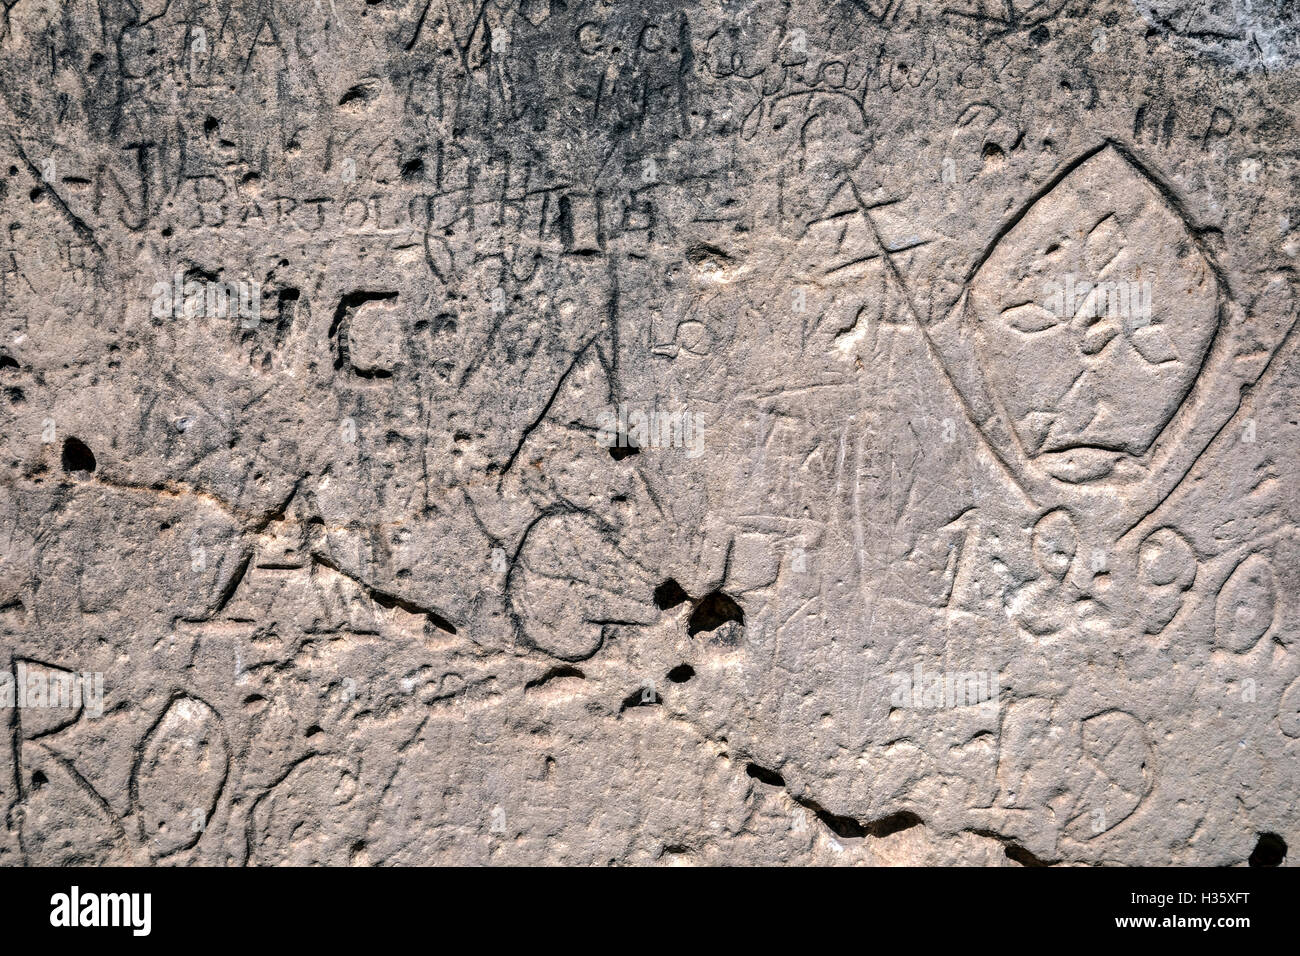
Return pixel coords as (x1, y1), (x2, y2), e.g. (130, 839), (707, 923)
(0, 0), (1297, 866)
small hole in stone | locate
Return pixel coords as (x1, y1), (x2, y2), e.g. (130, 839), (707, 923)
(1249, 832), (1286, 867)
(866, 810), (923, 838)
(654, 578), (689, 610)
(667, 663), (695, 683)
(746, 763), (784, 787)
(61, 436), (96, 473)
(620, 685), (659, 711)
(1004, 842), (1049, 867)
(687, 590), (744, 636)
(609, 436), (639, 460)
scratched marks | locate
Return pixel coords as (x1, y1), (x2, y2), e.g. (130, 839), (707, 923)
(0, 0), (1296, 868)
(133, 694), (230, 858)
(948, 145), (1220, 491)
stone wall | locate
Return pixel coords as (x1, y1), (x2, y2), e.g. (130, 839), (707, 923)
(0, 0), (1296, 865)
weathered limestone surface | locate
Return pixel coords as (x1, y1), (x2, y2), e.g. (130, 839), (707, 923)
(0, 0), (1297, 865)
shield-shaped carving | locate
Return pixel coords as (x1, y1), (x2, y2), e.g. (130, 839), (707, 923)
(924, 142), (1285, 533)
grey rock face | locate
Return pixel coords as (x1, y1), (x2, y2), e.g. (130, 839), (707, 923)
(0, 0), (1296, 866)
